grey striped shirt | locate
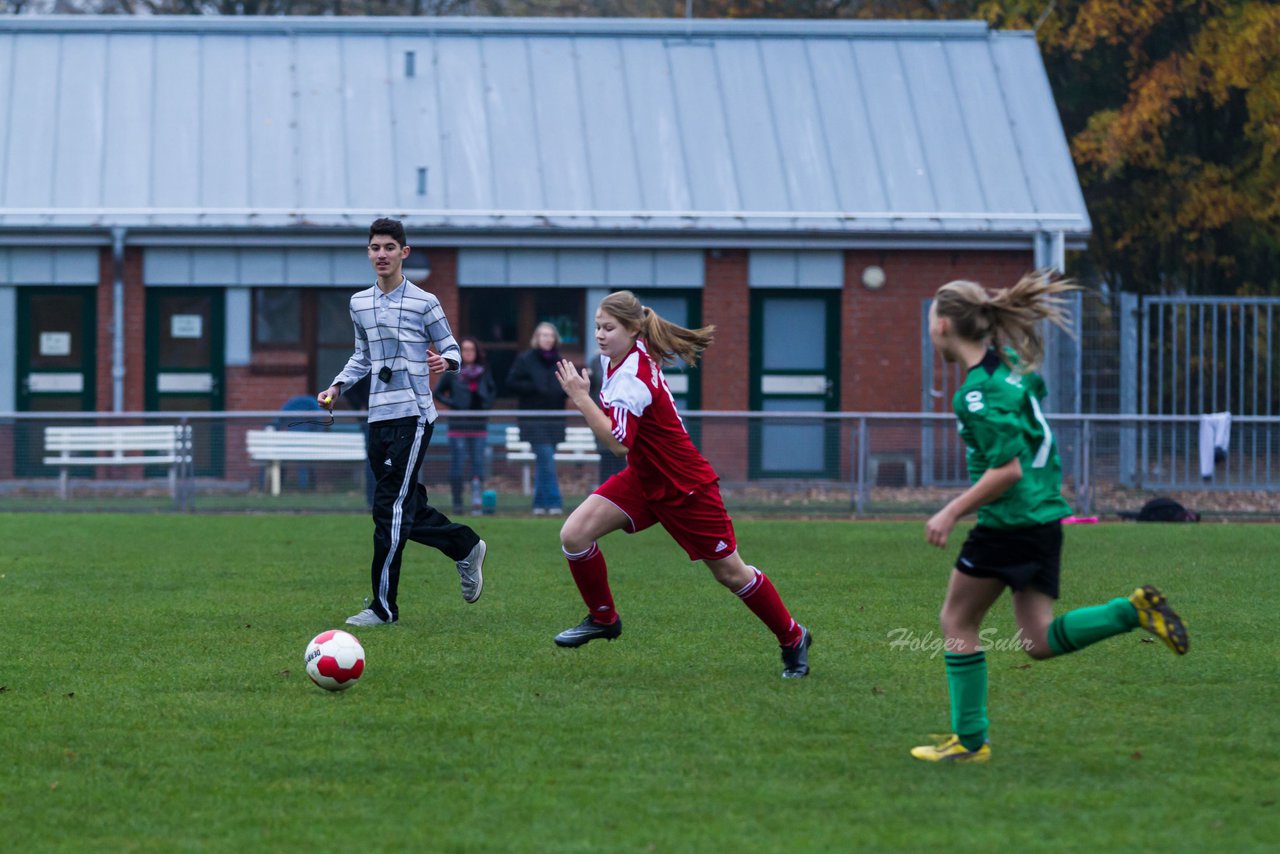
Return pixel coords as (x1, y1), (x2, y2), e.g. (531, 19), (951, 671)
(331, 277), (461, 424)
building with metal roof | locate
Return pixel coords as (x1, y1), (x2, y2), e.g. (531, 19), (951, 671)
(0, 15), (1090, 484)
(0, 15), (1087, 243)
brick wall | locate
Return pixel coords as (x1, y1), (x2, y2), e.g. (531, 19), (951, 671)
(72, 242), (1035, 487)
(841, 249), (1034, 412)
(700, 249), (749, 479)
(0, 423), (12, 478)
(423, 248), (459, 325)
(226, 362), (311, 412)
(95, 246), (146, 412)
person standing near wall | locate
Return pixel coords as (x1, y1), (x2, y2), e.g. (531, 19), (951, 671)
(506, 321), (568, 515)
(434, 336), (496, 516)
(319, 218), (488, 625)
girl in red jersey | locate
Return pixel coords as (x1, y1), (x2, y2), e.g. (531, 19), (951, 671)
(552, 290), (812, 679)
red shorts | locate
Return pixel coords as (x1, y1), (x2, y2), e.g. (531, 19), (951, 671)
(594, 466), (737, 561)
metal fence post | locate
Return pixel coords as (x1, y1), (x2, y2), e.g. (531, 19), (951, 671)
(855, 417), (868, 517)
(1119, 292), (1139, 486)
(177, 415), (192, 513)
(1080, 418), (1093, 516)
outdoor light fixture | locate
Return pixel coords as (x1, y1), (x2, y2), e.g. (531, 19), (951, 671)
(861, 265), (886, 290)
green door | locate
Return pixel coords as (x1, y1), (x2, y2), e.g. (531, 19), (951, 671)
(749, 290), (840, 478)
(15, 287), (97, 476)
(146, 288), (225, 476)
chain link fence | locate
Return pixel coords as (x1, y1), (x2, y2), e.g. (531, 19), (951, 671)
(3, 409), (1277, 520)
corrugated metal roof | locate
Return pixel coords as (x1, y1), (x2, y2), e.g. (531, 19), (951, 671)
(0, 16), (1089, 242)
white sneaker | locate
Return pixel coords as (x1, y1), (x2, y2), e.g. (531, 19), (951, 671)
(456, 539), (486, 604)
(532, 508), (548, 516)
(548, 507), (563, 516)
(346, 608), (393, 627)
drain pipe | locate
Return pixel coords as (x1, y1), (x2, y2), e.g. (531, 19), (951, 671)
(111, 226), (126, 412)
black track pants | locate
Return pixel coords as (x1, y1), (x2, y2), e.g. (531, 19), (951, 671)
(366, 416), (479, 621)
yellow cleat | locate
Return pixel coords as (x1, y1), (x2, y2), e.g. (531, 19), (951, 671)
(910, 734), (991, 763)
(1129, 585), (1189, 655)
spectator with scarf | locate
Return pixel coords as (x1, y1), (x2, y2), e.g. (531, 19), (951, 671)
(434, 336), (496, 515)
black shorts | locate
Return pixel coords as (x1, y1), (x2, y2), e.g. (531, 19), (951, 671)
(955, 521), (1063, 599)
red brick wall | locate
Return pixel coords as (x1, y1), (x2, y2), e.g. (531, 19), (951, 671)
(223, 362), (316, 481)
(841, 249), (1035, 412)
(95, 246), (146, 413)
(226, 361), (312, 412)
(423, 248), (460, 324)
(701, 249), (749, 410)
(0, 424), (12, 478)
(700, 249), (750, 479)
(86, 245), (1032, 420)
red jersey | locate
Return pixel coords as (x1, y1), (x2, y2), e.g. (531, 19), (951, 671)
(599, 341), (718, 500)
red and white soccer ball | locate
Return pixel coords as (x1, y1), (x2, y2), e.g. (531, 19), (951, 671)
(305, 629), (366, 692)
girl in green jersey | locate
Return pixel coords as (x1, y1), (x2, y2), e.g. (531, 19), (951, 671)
(913, 272), (1189, 763)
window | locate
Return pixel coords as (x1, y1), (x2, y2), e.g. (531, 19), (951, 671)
(461, 287), (586, 398)
(254, 289), (302, 346)
(315, 291), (354, 392)
(251, 287), (359, 393)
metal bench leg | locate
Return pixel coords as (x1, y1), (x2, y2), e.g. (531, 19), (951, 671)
(269, 462), (282, 497)
(522, 464), (531, 496)
(60, 468), (69, 501)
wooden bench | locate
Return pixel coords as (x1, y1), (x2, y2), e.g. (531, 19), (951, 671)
(505, 425), (602, 495)
(43, 425), (192, 500)
(246, 428), (367, 496)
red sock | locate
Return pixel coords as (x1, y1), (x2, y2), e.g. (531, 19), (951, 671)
(563, 542), (618, 625)
(735, 568), (802, 646)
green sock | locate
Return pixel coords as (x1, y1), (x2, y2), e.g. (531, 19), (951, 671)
(945, 651), (988, 751)
(1047, 597), (1140, 656)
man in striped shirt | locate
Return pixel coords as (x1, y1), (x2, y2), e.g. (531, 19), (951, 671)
(319, 218), (487, 626)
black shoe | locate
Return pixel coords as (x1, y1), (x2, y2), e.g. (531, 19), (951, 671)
(780, 626), (812, 679)
(554, 615), (622, 648)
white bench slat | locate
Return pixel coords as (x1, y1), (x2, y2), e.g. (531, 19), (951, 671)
(246, 434), (366, 459)
(245, 428), (367, 496)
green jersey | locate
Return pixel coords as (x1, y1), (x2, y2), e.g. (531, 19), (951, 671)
(953, 349), (1071, 530)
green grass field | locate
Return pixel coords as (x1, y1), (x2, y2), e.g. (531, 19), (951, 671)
(1, 515), (1276, 852)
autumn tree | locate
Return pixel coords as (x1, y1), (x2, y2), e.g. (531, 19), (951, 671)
(988, 1), (1279, 295)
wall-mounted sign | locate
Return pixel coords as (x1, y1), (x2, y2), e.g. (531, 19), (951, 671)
(39, 332), (72, 356)
(171, 314), (203, 339)
(761, 375), (829, 395)
(28, 372), (84, 393)
(157, 373), (215, 394)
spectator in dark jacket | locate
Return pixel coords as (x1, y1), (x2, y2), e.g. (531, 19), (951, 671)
(506, 322), (568, 515)
(434, 337), (497, 515)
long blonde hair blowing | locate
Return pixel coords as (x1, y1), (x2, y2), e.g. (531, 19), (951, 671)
(598, 290), (716, 367)
(934, 271), (1078, 370)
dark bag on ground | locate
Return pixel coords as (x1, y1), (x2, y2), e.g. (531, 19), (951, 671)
(1120, 497), (1201, 523)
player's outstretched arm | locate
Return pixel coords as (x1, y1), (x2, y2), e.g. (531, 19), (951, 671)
(925, 456), (1022, 547)
(556, 359), (628, 456)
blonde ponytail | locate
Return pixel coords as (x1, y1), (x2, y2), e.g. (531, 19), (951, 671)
(934, 271), (1077, 370)
(598, 290), (716, 367)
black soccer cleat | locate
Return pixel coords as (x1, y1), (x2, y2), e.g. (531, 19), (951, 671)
(554, 615), (623, 648)
(780, 625), (812, 679)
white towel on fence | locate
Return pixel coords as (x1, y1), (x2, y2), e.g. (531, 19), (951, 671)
(1199, 412), (1231, 479)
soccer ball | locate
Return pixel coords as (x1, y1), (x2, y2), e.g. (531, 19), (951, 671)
(304, 629), (365, 691)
